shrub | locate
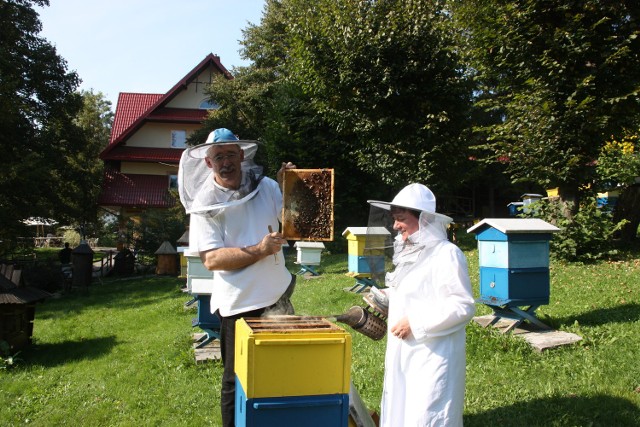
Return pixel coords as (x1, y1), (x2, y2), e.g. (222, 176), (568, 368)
(522, 198), (627, 262)
(62, 229), (81, 247)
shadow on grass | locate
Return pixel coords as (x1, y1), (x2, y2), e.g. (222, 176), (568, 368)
(21, 335), (118, 368)
(465, 394), (640, 427)
(555, 303), (640, 328)
(284, 252), (350, 276)
(35, 276), (185, 319)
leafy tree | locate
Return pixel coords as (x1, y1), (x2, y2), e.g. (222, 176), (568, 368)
(0, 0), (81, 240)
(454, 0), (640, 211)
(280, 0), (474, 192)
(55, 90), (113, 239)
(521, 198), (626, 262)
(129, 198), (187, 255)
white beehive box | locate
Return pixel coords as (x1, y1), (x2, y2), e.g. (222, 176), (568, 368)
(294, 241), (325, 265)
(185, 249), (214, 295)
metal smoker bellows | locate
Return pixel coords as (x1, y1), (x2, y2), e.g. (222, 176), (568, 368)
(334, 306), (386, 341)
(333, 292), (389, 341)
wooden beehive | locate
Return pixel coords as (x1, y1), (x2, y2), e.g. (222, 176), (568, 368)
(235, 316), (351, 399)
(342, 227), (390, 276)
(0, 272), (50, 352)
(282, 169), (334, 241)
(467, 218), (560, 307)
(154, 241), (178, 275)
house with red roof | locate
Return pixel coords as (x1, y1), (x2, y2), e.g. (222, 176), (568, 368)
(98, 54), (231, 223)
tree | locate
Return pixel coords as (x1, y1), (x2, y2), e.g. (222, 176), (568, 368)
(54, 90), (113, 238)
(281, 0), (474, 192)
(0, 0), (81, 240)
(454, 0), (640, 211)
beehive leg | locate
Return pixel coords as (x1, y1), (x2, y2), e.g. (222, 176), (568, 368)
(510, 306), (552, 330)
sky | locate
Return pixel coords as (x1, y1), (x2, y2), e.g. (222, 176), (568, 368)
(36, 0), (266, 108)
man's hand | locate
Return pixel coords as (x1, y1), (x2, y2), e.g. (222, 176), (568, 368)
(277, 161), (297, 188)
(259, 229), (287, 256)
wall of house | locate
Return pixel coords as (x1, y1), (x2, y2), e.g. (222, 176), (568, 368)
(125, 122), (201, 148)
(120, 162), (177, 176)
(166, 65), (221, 109)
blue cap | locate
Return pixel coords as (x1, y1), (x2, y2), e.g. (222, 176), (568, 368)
(211, 128), (238, 142)
(187, 128), (259, 160)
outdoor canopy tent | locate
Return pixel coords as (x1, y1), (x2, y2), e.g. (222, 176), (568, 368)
(21, 217), (58, 237)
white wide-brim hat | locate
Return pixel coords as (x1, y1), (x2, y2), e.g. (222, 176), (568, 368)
(185, 128), (259, 160)
(368, 183), (453, 223)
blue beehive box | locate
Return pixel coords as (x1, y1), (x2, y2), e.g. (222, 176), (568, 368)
(235, 377), (349, 427)
(467, 218), (560, 308)
(507, 202), (523, 217)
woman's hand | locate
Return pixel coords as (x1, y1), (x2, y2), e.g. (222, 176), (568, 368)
(390, 316), (411, 340)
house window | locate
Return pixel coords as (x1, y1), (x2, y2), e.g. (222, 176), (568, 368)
(199, 99), (220, 110)
(168, 174), (178, 190)
(171, 130), (187, 148)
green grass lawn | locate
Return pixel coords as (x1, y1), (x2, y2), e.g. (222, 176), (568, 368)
(1, 236), (639, 426)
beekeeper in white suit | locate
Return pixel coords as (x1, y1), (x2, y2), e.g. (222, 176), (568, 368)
(367, 183), (476, 427)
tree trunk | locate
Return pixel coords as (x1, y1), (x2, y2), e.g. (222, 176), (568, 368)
(557, 186), (580, 219)
(613, 184), (640, 242)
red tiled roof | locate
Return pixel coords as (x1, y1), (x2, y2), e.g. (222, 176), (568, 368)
(98, 169), (176, 208)
(100, 54), (231, 160)
(109, 93), (163, 144)
(101, 147), (184, 163)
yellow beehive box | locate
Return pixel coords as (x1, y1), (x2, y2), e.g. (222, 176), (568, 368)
(235, 316), (352, 398)
(342, 227), (389, 257)
(177, 247), (188, 278)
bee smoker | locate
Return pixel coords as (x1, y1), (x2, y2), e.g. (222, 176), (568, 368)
(332, 291), (389, 341)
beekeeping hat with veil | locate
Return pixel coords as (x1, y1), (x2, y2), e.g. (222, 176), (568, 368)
(178, 128), (264, 215)
(364, 183), (453, 285)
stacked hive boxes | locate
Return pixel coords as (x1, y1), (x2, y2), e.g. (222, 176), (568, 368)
(468, 218), (560, 307)
(342, 227), (389, 277)
(186, 252), (220, 347)
(234, 317), (352, 427)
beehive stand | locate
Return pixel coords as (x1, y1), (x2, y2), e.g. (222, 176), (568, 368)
(294, 241), (325, 276)
(480, 303), (550, 333)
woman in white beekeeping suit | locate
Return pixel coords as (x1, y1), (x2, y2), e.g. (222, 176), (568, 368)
(367, 183), (476, 427)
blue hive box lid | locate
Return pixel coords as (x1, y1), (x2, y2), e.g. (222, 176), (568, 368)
(467, 218), (560, 235)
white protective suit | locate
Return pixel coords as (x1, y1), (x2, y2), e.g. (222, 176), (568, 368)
(369, 184), (476, 427)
